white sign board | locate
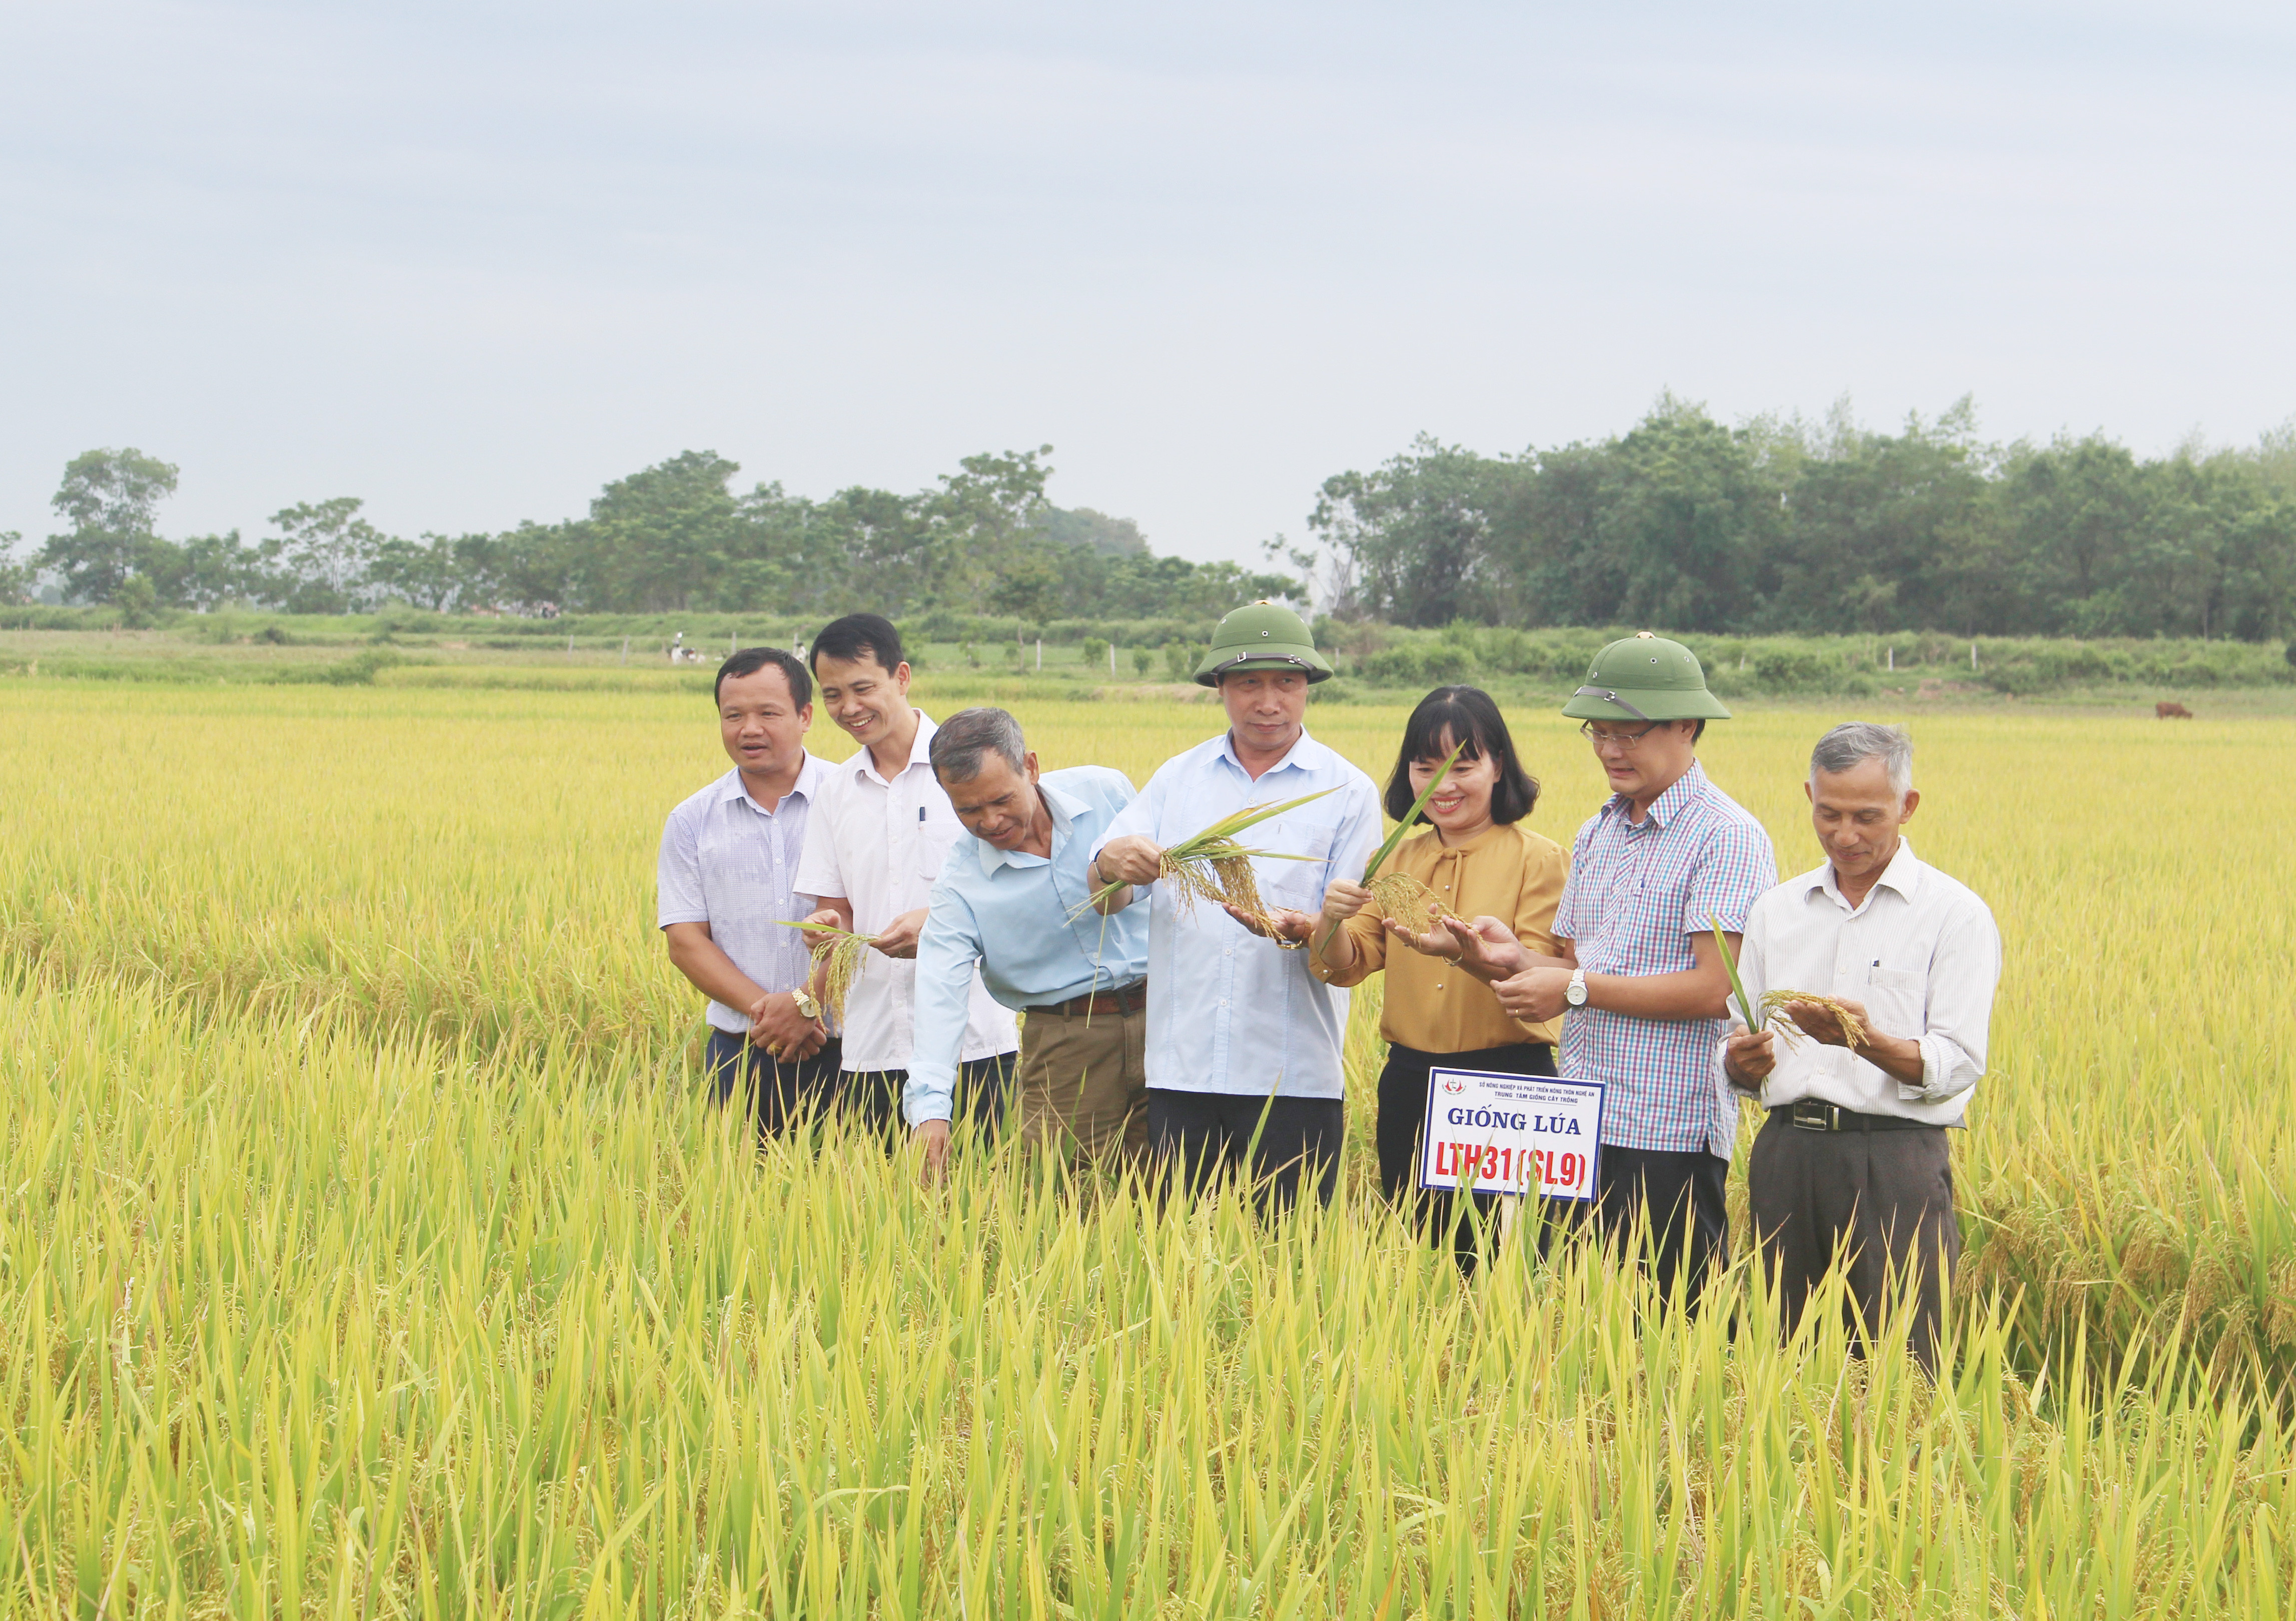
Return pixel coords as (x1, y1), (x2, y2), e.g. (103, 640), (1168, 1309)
(1419, 1068), (1606, 1202)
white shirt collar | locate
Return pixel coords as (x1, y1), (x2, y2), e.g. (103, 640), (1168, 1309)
(1802, 838), (1924, 912)
(1215, 726), (1330, 780)
(718, 750), (826, 813)
(849, 709), (937, 787)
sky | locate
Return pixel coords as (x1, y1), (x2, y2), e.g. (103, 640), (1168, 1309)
(3, 1), (2293, 566)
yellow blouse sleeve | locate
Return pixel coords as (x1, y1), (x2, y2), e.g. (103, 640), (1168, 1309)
(1512, 833), (1568, 960)
(1311, 908), (1388, 987)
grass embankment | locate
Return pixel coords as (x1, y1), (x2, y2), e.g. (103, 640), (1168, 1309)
(5, 606), (2291, 706)
(2, 684), (2292, 1611)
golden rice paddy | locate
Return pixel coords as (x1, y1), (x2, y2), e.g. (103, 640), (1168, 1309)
(2, 678), (2291, 1615)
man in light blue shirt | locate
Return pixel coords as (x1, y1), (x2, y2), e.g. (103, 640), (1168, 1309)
(906, 708), (1152, 1180)
(1091, 602), (1380, 1207)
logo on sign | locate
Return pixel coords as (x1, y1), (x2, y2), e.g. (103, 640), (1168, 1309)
(1440, 1077), (1467, 1095)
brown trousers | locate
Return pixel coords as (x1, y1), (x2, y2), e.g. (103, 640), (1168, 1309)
(1747, 1112), (1961, 1371)
(1015, 1004), (1150, 1166)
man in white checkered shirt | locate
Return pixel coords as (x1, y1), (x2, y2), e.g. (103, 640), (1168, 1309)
(1445, 634), (1775, 1309)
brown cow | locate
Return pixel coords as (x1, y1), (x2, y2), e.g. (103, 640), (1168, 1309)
(2156, 701), (2194, 719)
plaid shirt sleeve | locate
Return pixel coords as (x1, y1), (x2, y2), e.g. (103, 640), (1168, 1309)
(1552, 818), (1598, 943)
(1682, 817), (1777, 937)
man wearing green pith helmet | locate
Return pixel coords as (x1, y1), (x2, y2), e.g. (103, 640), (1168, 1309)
(1089, 601), (1381, 1207)
(1444, 632), (1776, 1307)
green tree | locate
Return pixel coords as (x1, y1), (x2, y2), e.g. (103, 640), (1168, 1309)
(39, 447), (179, 602)
(0, 531), (30, 604)
(1995, 436), (2149, 633)
(268, 498), (390, 613)
(1767, 401), (1996, 634)
(921, 446), (1056, 612)
(1310, 436), (1515, 625)
(1594, 399), (1778, 633)
(366, 534), (462, 611)
(176, 532), (261, 610)
(803, 486), (932, 615)
(578, 451), (745, 611)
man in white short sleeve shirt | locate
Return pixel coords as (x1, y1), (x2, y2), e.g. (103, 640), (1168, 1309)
(794, 613), (1018, 1138)
(657, 647), (837, 1137)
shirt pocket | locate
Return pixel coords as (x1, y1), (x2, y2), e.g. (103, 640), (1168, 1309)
(916, 801), (965, 883)
(1259, 822), (1335, 912)
(1862, 965), (1926, 1040)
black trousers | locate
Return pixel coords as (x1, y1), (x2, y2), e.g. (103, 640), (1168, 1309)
(1747, 1111), (1959, 1371)
(1147, 1089), (1345, 1209)
(1378, 1042), (1558, 1275)
(1540, 1143), (1731, 1312)
(838, 1053), (1016, 1145)
(705, 1030), (844, 1140)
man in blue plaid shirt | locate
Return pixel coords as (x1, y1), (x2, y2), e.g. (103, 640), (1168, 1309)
(1446, 633), (1775, 1308)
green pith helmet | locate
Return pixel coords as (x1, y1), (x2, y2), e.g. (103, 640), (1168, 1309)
(1560, 632), (1732, 723)
(1194, 600), (1335, 687)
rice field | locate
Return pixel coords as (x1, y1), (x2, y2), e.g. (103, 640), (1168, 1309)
(3, 678), (2292, 1615)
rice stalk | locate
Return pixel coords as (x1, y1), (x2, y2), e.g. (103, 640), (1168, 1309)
(5, 687), (2296, 1610)
(1758, 991), (1870, 1050)
(1070, 787), (1338, 943)
(1709, 918), (1867, 1076)
(1365, 870), (1455, 931)
(1708, 915), (1760, 1033)
(1316, 741), (1464, 954)
(778, 921), (876, 1022)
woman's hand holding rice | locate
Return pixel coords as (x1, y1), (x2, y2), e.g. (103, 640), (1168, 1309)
(1438, 914), (1529, 983)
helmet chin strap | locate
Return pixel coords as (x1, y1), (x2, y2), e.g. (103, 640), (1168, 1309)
(1573, 686), (1654, 722)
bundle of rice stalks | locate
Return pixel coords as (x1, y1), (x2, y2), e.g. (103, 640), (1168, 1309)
(1757, 990), (1870, 1050)
(778, 921), (876, 1023)
(1709, 916), (1868, 1056)
(1074, 787), (1338, 944)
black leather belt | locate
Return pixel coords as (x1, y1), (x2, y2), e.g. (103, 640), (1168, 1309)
(1771, 1101), (1935, 1133)
(1026, 981), (1147, 1018)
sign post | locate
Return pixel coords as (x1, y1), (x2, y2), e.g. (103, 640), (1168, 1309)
(1419, 1068), (1606, 1201)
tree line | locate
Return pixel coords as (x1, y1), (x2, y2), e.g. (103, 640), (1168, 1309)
(2, 445), (1293, 622)
(15, 397), (2295, 641)
(1300, 397), (2296, 640)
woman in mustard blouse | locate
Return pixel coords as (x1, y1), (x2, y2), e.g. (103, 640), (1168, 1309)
(1311, 685), (1567, 1272)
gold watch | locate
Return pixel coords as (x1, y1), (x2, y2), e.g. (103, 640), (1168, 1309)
(793, 988), (821, 1021)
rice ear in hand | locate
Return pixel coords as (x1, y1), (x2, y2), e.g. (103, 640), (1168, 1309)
(775, 920), (877, 1022)
(1365, 871), (1455, 931)
(1315, 741), (1466, 954)
(1759, 991), (1868, 1050)
(1069, 786), (1340, 925)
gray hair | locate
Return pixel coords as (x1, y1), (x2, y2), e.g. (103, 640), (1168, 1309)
(928, 706), (1027, 782)
(1809, 722), (1913, 800)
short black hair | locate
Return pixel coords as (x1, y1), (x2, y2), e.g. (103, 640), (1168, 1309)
(809, 613), (905, 676)
(715, 647), (812, 708)
(1384, 684), (1539, 826)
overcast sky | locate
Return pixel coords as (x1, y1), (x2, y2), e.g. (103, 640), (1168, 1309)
(3, 1), (2292, 565)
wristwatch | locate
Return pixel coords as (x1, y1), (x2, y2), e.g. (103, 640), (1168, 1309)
(1564, 968), (1589, 1009)
(793, 988), (821, 1021)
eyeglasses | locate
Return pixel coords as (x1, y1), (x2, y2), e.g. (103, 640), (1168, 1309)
(1579, 720), (1662, 751)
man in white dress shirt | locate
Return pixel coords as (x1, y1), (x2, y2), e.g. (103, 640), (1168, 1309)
(794, 614), (1020, 1140)
(1723, 722), (2001, 1371)
(1091, 601), (1380, 1207)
